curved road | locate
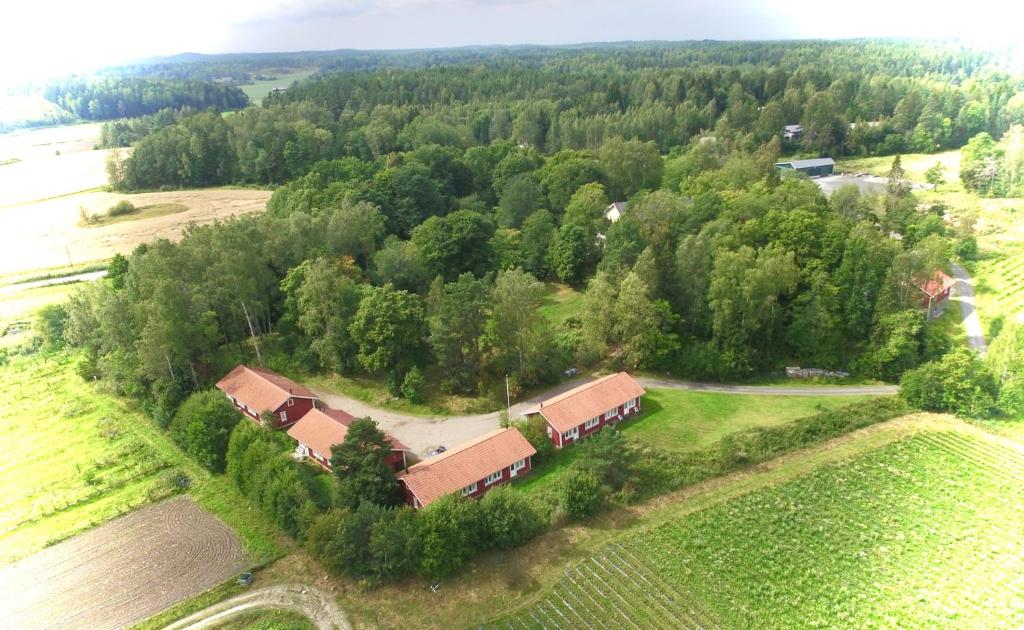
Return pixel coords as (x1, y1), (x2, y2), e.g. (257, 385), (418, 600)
(950, 262), (988, 355)
(163, 584), (349, 630)
(312, 377), (897, 458)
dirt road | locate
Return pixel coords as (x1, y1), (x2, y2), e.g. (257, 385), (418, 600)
(164, 584), (349, 630)
(950, 262), (988, 355)
(313, 377), (897, 459)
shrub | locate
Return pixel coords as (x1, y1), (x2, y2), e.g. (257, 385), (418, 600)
(418, 494), (484, 579)
(401, 366), (425, 403)
(34, 303), (69, 351)
(479, 486), (545, 549)
(169, 390), (240, 472)
(514, 415), (555, 463)
(106, 200), (137, 216)
(560, 468), (606, 520)
(900, 347), (997, 417)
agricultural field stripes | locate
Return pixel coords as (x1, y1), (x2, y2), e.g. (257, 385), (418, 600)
(495, 430), (1024, 629)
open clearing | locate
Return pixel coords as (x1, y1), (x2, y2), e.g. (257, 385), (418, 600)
(241, 69), (318, 104)
(0, 188), (270, 275)
(622, 389), (867, 452)
(0, 497), (248, 630)
(497, 423), (1024, 628)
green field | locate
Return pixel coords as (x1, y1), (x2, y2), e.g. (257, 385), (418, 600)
(240, 70), (317, 105)
(0, 353), (283, 564)
(80, 202), (188, 227)
(498, 428), (1024, 628)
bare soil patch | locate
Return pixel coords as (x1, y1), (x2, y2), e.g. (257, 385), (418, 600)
(0, 497), (248, 630)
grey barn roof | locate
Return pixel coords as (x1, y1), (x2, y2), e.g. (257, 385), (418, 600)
(776, 157), (835, 169)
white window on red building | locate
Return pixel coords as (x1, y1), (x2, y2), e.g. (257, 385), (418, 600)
(483, 470), (503, 486)
(562, 426), (580, 441)
(603, 408), (617, 421)
(280, 410), (288, 424)
(511, 459), (526, 472)
(462, 482), (478, 496)
(584, 417), (600, 430)
(624, 398), (638, 411)
(287, 398), (295, 407)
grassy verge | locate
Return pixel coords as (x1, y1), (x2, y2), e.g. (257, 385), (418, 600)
(1, 261), (108, 286)
(306, 368), (496, 416)
(131, 580), (245, 630)
(209, 608), (315, 630)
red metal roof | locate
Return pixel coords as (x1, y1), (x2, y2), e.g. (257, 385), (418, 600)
(215, 365), (319, 414)
(397, 428), (536, 507)
(286, 407), (410, 459)
(539, 372), (646, 433)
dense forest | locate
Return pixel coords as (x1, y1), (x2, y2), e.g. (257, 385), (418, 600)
(40, 41), (1020, 420)
(40, 76), (248, 120)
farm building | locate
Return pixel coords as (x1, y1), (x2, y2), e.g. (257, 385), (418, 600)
(215, 364), (321, 429)
(774, 157), (835, 177)
(913, 270), (956, 318)
(782, 124), (803, 141)
(397, 428), (536, 509)
(286, 407), (410, 471)
(531, 372), (646, 448)
(605, 201), (628, 223)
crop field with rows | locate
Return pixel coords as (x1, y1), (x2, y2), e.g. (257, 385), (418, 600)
(497, 430), (1024, 629)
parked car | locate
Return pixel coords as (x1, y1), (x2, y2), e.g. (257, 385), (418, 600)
(564, 367), (578, 378)
(237, 572), (254, 586)
(428, 446), (447, 457)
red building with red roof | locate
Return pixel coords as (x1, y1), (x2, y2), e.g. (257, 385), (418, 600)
(913, 270), (956, 318)
(531, 372), (646, 448)
(215, 365), (321, 429)
(286, 407), (410, 472)
(397, 428), (536, 509)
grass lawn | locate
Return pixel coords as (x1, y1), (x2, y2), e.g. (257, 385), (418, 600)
(80, 202), (188, 228)
(306, 367), (496, 416)
(539, 282), (585, 327)
(622, 389), (868, 453)
(0, 352), (286, 565)
(500, 421), (1024, 628)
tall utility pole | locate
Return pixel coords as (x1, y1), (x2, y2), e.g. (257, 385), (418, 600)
(505, 373), (512, 424)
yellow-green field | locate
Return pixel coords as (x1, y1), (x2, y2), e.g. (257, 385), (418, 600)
(0, 353), (283, 565)
(240, 69), (317, 105)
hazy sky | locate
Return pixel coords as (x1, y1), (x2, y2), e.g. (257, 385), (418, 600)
(1, 0), (1022, 82)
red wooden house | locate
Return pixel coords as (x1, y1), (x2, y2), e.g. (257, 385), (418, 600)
(215, 365), (321, 429)
(397, 428), (536, 509)
(913, 271), (955, 318)
(532, 372), (646, 448)
(286, 407), (411, 472)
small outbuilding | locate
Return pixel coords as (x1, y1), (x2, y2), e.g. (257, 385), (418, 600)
(397, 428), (536, 509)
(782, 124), (803, 141)
(215, 365), (321, 429)
(605, 201), (628, 223)
(287, 407), (410, 472)
(774, 157), (835, 177)
(531, 372), (646, 449)
(913, 270), (956, 319)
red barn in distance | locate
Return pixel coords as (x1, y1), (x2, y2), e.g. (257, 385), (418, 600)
(215, 365), (321, 429)
(530, 372), (646, 448)
(286, 407), (410, 472)
(397, 428), (536, 509)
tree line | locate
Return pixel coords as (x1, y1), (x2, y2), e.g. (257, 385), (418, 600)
(42, 76), (248, 121)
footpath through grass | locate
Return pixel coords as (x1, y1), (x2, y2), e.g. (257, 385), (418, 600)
(498, 424), (1024, 628)
(0, 352), (284, 565)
